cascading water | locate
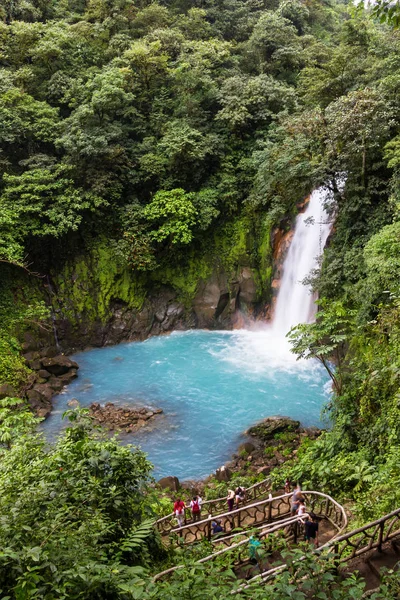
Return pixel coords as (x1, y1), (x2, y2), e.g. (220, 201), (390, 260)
(43, 187), (334, 479)
(211, 186), (333, 373)
(272, 186), (332, 336)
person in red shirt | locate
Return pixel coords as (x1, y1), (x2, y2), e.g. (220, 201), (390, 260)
(173, 498), (186, 528)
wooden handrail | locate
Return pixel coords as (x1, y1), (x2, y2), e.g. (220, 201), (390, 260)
(321, 506), (400, 546)
(153, 491), (347, 582)
(164, 490), (347, 545)
(153, 514), (302, 582)
(154, 494), (400, 590)
(243, 506), (400, 589)
(155, 477), (272, 533)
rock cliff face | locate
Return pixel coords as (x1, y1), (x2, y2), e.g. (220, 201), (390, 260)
(27, 215), (281, 353)
(50, 263), (264, 351)
(21, 214), (295, 355)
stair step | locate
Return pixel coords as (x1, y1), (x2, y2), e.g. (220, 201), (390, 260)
(366, 558), (381, 581)
(341, 559), (380, 591)
(368, 548), (400, 578)
(391, 540), (400, 556)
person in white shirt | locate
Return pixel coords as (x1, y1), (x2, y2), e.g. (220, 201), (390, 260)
(189, 495), (202, 522)
(297, 499), (308, 523)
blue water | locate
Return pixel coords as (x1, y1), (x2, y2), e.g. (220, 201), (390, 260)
(42, 329), (330, 480)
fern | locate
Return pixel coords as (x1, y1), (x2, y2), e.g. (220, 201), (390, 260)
(117, 519), (155, 565)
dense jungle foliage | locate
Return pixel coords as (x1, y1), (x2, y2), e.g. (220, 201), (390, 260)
(2, 0), (400, 596)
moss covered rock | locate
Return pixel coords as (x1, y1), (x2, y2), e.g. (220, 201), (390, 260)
(45, 214), (275, 351)
(246, 416), (300, 441)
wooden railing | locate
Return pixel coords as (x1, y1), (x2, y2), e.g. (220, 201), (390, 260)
(330, 506), (400, 562)
(153, 491), (347, 582)
(162, 490), (346, 545)
(155, 477), (272, 536)
(154, 492), (400, 590)
(153, 515), (300, 582)
(245, 506), (400, 587)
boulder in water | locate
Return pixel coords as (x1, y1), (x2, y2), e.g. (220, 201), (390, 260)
(26, 383), (54, 418)
(67, 398), (80, 407)
(21, 351), (79, 419)
(215, 465), (232, 482)
(27, 383), (54, 404)
(238, 442), (256, 455)
(246, 416), (300, 441)
(158, 476), (180, 491)
(47, 377), (64, 392)
(41, 355), (79, 376)
(89, 402), (163, 433)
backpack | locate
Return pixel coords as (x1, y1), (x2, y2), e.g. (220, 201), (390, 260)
(192, 500), (200, 512)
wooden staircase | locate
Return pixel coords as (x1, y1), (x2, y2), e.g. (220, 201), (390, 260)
(341, 539), (400, 593)
(153, 491), (347, 581)
(160, 490), (346, 546)
(154, 486), (400, 595)
(155, 477), (273, 536)
(241, 506), (400, 593)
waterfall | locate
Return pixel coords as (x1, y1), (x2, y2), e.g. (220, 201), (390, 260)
(214, 185), (334, 373)
(272, 187), (332, 336)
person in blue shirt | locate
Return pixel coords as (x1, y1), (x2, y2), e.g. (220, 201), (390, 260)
(211, 519), (223, 535)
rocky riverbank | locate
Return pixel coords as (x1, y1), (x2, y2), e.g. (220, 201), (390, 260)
(217, 416), (321, 480)
(157, 416), (322, 494)
(0, 350), (79, 419)
(89, 402), (163, 433)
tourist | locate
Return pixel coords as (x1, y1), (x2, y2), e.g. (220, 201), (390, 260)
(190, 495), (201, 522)
(292, 483), (301, 498)
(227, 489), (235, 511)
(297, 498), (307, 520)
(284, 478), (291, 494)
(291, 484), (302, 516)
(173, 498), (186, 528)
(235, 485), (246, 509)
(211, 519), (224, 535)
(249, 532), (263, 568)
(304, 513), (319, 546)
